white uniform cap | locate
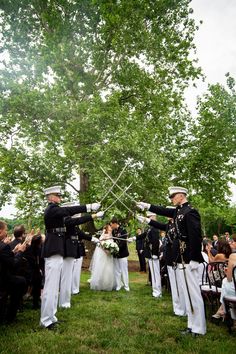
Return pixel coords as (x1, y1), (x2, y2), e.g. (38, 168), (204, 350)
(44, 185), (62, 196)
(168, 186), (188, 198)
(146, 211), (156, 217)
(61, 201), (80, 207)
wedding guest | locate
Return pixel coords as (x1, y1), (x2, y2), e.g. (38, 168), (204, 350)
(230, 234), (236, 253)
(135, 228), (146, 273)
(212, 253), (236, 319)
(9, 225), (26, 251)
(212, 234), (219, 251)
(207, 239), (231, 263)
(23, 234), (44, 309)
(224, 232), (231, 243)
(0, 220), (27, 324)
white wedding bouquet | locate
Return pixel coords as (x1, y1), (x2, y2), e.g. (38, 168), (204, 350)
(101, 240), (119, 256)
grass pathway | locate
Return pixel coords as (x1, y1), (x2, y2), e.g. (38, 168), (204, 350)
(0, 271), (235, 354)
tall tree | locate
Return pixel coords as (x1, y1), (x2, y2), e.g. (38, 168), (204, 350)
(0, 0), (201, 222)
(185, 75), (236, 204)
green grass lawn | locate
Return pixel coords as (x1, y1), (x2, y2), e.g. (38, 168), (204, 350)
(0, 271), (235, 354)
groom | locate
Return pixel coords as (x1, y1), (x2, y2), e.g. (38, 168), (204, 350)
(110, 217), (130, 291)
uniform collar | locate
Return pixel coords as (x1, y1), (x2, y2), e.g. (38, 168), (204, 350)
(178, 201), (189, 208)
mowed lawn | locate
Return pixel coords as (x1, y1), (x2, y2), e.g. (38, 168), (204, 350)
(0, 271), (235, 354)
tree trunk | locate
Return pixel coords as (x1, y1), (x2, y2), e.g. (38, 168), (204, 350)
(80, 170), (98, 258)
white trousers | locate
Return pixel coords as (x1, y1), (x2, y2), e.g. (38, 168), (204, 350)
(114, 257), (129, 291)
(71, 257), (83, 295)
(40, 255), (63, 327)
(59, 257), (75, 308)
(148, 259), (161, 297)
(167, 265), (186, 316)
(178, 263), (206, 335)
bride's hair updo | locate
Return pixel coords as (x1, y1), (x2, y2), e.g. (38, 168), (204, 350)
(103, 224), (111, 233)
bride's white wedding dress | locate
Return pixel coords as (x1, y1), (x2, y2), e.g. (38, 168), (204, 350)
(90, 232), (115, 291)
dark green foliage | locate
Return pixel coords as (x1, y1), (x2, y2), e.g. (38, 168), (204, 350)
(0, 1), (235, 230)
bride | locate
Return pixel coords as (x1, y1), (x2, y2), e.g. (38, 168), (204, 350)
(90, 224), (117, 291)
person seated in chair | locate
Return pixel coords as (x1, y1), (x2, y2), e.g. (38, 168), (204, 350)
(212, 253), (236, 319)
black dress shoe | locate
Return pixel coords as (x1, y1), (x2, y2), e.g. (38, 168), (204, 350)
(191, 332), (200, 338)
(180, 328), (192, 335)
(46, 323), (59, 330)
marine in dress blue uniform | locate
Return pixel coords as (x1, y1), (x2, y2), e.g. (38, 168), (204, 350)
(136, 186), (206, 336)
(40, 186), (103, 330)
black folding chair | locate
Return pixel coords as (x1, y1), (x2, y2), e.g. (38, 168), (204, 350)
(200, 261), (226, 319)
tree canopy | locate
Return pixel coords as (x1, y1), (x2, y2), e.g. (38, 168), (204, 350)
(0, 1), (235, 230)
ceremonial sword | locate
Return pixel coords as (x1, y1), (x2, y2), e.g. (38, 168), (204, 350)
(100, 166), (137, 203)
(103, 183), (132, 213)
(95, 236), (131, 242)
(174, 268), (180, 298)
(109, 189), (135, 215)
(100, 164), (128, 203)
(179, 241), (194, 314)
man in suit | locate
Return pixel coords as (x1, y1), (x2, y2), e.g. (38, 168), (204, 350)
(212, 234), (219, 251)
(110, 217), (129, 291)
(136, 186), (206, 336)
(135, 228), (146, 273)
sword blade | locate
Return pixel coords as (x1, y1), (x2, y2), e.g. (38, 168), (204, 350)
(100, 164), (128, 203)
(100, 166), (136, 203)
(174, 268), (180, 298)
(109, 189), (135, 215)
(103, 183), (132, 213)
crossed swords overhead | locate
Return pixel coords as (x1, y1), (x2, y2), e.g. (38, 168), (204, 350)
(100, 164), (136, 215)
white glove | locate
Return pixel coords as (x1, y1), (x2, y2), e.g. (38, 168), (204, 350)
(127, 236), (136, 243)
(152, 255), (158, 260)
(189, 260), (199, 271)
(91, 236), (100, 244)
(136, 202), (151, 211)
(136, 215), (150, 224)
(95, 211), (104, 219)
(86, 202), (101, 212)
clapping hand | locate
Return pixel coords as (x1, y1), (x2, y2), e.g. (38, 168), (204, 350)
(13, 243), (26, 253)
